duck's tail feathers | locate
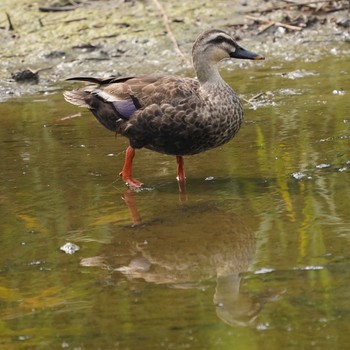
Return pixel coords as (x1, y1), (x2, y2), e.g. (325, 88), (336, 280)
(66, 76), (106, 84)
(63, 90), (90, 108)
(65, 75), (135, 85)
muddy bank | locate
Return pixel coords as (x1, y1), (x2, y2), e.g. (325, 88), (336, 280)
(0, 0), (349, 101)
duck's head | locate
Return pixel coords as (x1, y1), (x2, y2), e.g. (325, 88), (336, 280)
(192, 29), (264, 82)
(193, 29), (264, 62)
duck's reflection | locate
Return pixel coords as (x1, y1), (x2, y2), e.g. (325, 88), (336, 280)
(82, 189), (259, 326)
(121, 190), (142, 226)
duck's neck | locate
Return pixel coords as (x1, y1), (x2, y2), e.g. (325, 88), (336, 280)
(194, 57), (224, 86)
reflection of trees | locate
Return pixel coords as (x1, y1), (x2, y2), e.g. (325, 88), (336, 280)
(234, 60), (350, 305)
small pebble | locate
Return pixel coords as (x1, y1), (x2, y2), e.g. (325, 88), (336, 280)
(205, 176), (215, 181)
(291, 172), (310, 180)
(332, 89), (345, 95)
(337, 18), (350, 28)
(316, 163), (331, 169)
(60, 242), (80, 254)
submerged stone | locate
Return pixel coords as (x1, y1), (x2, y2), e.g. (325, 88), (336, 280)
(60, 242), (80, 254)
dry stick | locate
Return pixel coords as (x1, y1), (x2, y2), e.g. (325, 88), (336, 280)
(32, 66), (53, 74)
(60, 113), (82, 121)
(258, 22), (275, 35)
(271, 21), (303, 31)
(241, 97), (256, 107)
(64, 17), (87, 24)
(38, 5), (78, 12)
(249, 92), (265, 102)
(283, 0), (335, 5)
(242, 92), (265, 107)
(6, 12), (14, 31)
(246, 15), (303, 31)
(151, 0), (191, 65)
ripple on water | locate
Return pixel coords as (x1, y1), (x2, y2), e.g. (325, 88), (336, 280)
(280, 69), (319, 80)
(291, 172), (312, 180)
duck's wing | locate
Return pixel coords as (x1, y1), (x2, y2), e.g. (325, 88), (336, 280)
(97, 74), (200, 107)
(64, 74), (200, 132)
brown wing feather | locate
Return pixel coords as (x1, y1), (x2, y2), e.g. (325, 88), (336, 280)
(116, 76), (203, 152)
(99, 75), (201, 107)
(64, 74), (203, 152)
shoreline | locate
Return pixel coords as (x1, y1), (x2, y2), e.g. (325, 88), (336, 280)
(1, 0), (349, 102)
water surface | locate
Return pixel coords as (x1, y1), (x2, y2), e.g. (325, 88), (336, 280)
(0, 52), (349, 349)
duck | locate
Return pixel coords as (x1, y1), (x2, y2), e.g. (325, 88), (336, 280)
(63, 29), (264, 190)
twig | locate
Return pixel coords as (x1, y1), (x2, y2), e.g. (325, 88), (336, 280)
(242, 92), (265, 107)
(246, 15), (303, 31)
(272, 21), (303, 31)
(38, 5), (78, 12)
(6, 12), (14, 31)
(60, 113), (82, 121)
(64, 17), (87, 24)
(242, 97), (255, 107)
(249, 92), (264, 102)
(282, 0), (336, 6)
(151, 0), (191, 65)
(257, 22), (275, 35)
(32, 66), (53, 74)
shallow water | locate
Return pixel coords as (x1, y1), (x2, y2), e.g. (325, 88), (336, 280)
(0, 52), (349, 349)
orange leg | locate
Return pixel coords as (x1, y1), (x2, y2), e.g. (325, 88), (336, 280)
(176, 155), (186, 194)
(119, 146), (143, 188)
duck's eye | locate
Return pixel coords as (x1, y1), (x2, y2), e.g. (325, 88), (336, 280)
(216, 35), (225, 43)
(208, 35), (225, 46)
(208, 35), (234, 47)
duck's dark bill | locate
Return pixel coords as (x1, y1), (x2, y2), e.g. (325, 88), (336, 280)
(230, 46), (265, 60)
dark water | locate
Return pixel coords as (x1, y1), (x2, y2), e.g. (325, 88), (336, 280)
(0, 53), (349, 349)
